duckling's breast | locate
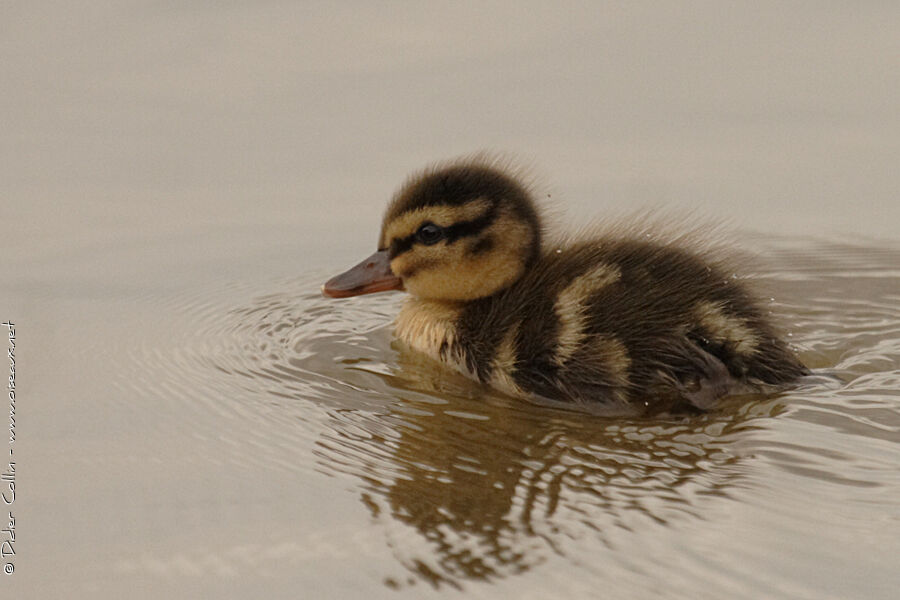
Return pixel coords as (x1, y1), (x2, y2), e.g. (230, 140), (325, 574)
(395, 298), (468, 375)
(394, 296), (529, 398)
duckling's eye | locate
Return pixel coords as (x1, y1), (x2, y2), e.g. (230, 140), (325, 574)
(415, 222), (444, 246)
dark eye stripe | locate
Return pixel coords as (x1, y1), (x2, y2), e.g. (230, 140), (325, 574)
(390, 235), (414, 257)
(388, 204), (498, 258)
(468, 235), (494, 256)
(444, 204), (497, 243)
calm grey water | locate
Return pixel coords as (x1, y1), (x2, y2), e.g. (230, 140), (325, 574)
(3, 3), (899, 599)
(7, 231), (900, 599)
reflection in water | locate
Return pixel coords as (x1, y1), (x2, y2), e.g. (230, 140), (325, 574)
(315, 350), (770, 589)
(171, 239), (899, 595)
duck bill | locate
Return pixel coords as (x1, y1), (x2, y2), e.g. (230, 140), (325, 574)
(322, 249), (403, 298)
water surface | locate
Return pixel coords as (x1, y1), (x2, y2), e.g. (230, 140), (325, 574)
(7, 230), (899, 599)
(3, 2), (899, 599)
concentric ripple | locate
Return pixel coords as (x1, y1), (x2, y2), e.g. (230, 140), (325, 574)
(100, 238), (900, 596)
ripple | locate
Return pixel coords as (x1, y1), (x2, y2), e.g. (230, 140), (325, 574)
(94, 236), (900, 594)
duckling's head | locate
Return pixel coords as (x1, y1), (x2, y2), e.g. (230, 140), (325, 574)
(323, 161), (541, 301)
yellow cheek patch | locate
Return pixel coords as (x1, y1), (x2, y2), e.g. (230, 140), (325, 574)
(390, 248), (440, 279)
(381, 199), (492, 247)
(553, 264), (622, 366)
(397, 207), (533, 301)
(695, 301), (759, 356)
(390, 239), (462, 280)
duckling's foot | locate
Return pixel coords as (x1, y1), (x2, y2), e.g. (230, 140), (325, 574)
(673, 341), (735, 410)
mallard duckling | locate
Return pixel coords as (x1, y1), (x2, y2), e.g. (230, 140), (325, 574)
(322, 159), (807, 413)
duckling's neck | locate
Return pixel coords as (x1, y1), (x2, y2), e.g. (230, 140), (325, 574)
(395, 297), (467, 374)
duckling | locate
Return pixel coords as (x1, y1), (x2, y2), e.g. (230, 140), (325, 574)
(322, 159), (807, 414)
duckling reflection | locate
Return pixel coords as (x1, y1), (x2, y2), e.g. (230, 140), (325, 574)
(315, 348), (773, 589)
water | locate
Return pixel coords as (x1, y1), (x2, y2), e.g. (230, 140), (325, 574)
(3, 3), (899, 599)
(5, 230), (899, 599)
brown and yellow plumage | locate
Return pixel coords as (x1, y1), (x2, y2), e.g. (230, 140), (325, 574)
(323, 158), (807, 414)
